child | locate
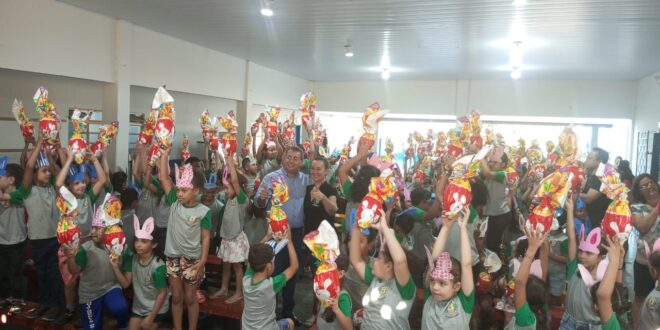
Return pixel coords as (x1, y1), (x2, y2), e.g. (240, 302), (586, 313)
(423, 208), (475, 329)
(349, 206), (416, 330)
(201, 173), (224, 254)
(211, 151), (249, 304)
(1, 137), (63, 320)
(65, 194), (129, 330)
(574, 198), (591, 237)
(159, 147), (211, 330)
(640, 237), (660, 329)
(111, 217), (169, 330)
(548, 224), (568, 306)
(256, 139), (281, 178)
(315, 254), (353, 330)
(592, 236), (628, 329)
(242, 228), (298, 330)
(0, 157), (26, 300)
(121, 188), (139, 249)
(561, 197), (611, 329)
(507, 227), (550, 329)
(242, 156), (259, 197)
(55, 149), (107, 324)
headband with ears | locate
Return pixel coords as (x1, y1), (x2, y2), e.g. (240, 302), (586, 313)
(204, 173), (218, 190)
(579, 227), (602, 255)
(175, 163), (194, 189)
(134, 216), (155, 240)
(424, 246), (454, 281)
(644, 237), (660, 261)
(511, 258), (543, 280)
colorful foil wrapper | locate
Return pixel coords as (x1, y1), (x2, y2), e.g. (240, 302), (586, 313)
(56, 186), (80, 249)
(33, 87), (60, 146)
(180, 135), (191, 161)
(447, 130), (463, 158)
(356, 169), (396, 229)
(443, 177), (472, 219)
(526, 141), (544, 165)
(147, 143), (162, 167)
(358, 102), (388, 150)
(529, 163), (547, 182)
(560, 163), (585, 193)
(558, 127), (578, 162)
(304, 221), (342, 308)
(153, 86), (175, 148)
(300, 92), (316, 131)
(266, 106), (281, 139)
(477, 271), (493, 295)
(91, 121), (119, 158)
(435, 131), (447, 157)
(505, 166), (519, 188)
(12, 99), (34, 139)
(199, 110), (215, 140)
(139, 109), (157, 145)
(595, 163), (632, 243)
(69, 109), (92, 164)
(104, 224), (126, 262)
(313, 262), (340, 308)
(469, 110), (483, 149)
(527, 171), (572, 233)
(269, 206), (289, 240)
(219, 111), (239, 155)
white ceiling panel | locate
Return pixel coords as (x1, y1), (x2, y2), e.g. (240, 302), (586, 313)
(57, 0), (660, 80)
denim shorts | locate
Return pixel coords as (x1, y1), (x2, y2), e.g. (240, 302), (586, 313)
(559, 311), (602, 330)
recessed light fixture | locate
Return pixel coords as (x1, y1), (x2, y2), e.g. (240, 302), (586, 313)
(261, 1), (273, 17)
(344, 45), (354, 57)
(510, 67), (522, 80)
(512, 0), (527, 6)
(381, 68), (391, 80)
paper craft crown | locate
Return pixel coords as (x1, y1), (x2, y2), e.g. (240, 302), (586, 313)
(424, 248), (454, 281)
(66, 163), (86, 184)
(175, 163), (194, 189)
(36, 151), (50, 168)
(578, 227), (602, 255)
(134, 216), (155, 240)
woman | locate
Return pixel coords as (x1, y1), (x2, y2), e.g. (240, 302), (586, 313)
(303, 156), (339, 327)
(631, 173), (660, 327)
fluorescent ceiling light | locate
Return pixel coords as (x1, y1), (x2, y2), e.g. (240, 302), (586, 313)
(510, 67), (522, 79)
(344, 45), (354, 57)
(261, 1), (273, 17)
(512, 0), (527, 6)
(381, 68), (390, 80)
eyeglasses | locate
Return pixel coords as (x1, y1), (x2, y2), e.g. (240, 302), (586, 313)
(285, 156), (301, 162)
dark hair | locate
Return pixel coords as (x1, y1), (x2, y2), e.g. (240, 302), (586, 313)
(284, 146), (304, 159)
(592, 147), (609, 164)
(501, 152), (509, 165)
(133, 227), (165, 262)
(111, 171), (128, 193)
(527, 276), (550, 330)
(514, 238), (539, 260)
(590, 282), (632, 330)
(394, 212), (415, 235)
(312, 156), (330, 170)
(249, 243), (275, 272)
(410, 188), (431, 207)
(650, 251), (660, 273)
(185, 157), (201, 165)
(5, 163), (23, 186)
(469, 177), (489, 208)
(120, 188), (138, 210)
(617, 160), (634, 182)
(351, 165), (380, 203)
(631, 173), (659, 204)
(191, 169), (206, 190)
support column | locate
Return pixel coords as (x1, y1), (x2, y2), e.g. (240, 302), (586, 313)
(103, 19), (132, 171)
(236, 61), (255, 150)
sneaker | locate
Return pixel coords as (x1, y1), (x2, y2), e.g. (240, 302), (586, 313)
(53, 309), (76, 326)
(41, 305), (60, 321)
(24, 305), (49, 319)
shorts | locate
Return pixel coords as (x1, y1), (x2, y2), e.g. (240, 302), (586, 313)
(58, 247), (80, 286)
(130, 312), (168, 323)
(277, 318), (291, 330)
(634, 261), (655, 297)
(218, 231), (249, 263)
(166, 256), (204, 286)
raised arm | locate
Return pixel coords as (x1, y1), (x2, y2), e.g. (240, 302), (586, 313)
(348, 224), (367, 281)
(457, 208), (474, 295)
(422, 174), (448, 223)
(224, 148), (241, 195)
(596, 236), (622, 323)
(540, 239), (550, 283)
(432, 216), (456, 260)
(378, 207), (411, 286)
(90, 151), (108, 196)
(337, 141), (369, 186)
(514, 227), (547, 309)
(480, 159), (497, 180)
(158, 147), (173, 196)
(565, 196), (577, 262)
(633, 204), (660, 235)
(55, 149), (75, 190)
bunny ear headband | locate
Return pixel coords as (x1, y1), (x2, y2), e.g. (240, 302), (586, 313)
(424, 246), (454, 281)
(134, 216), (155, 240)
(175, 163), (194, 189)
(511, 258), (543, 280)
(204, 173), (218, 190)
(644, 237), (660, 261)
(579, 227), (602, 255)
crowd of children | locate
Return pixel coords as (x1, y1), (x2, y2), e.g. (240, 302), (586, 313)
(0, 88), (659, 330)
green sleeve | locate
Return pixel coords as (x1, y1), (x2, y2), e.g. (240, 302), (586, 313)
(341, 180), (352, 201)
(424, 287), (431, 302)
(493, 171), (506, 183)
(75, 248), (88, 269)
(560, 239), (569, 257)
(458, 288), (476, 313)
(49, 176), (56, 186)
(272, 273), (287, 294)
(135, 179), (144, 190)
(86, 187), (98, 205)
(152, 177), (163, 196)
(8, 189), (26, 206)
(567, 257), (578, 279)
(338, 291), (352, 317)
(602, 313), (621, 330)
(121, 247), (133, 272)
(245, 267), (254, 277)
(165, 188), (177, 205)
(395, 276), (416, 300)
(104, 183), (113, 193)
(303, 159), (311, 171)
(237, 189), (247, 204)
(152, 265), (168, 289)
(468, 204), (478, 224)
(363, 263), (374, 285)
(514, 302), (537, 327)
(200, 210), (212, 230)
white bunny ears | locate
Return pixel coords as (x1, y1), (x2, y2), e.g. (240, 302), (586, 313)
(134, 216), (155, 240)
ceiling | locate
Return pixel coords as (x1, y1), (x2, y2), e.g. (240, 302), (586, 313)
(58, 0), (660, 81)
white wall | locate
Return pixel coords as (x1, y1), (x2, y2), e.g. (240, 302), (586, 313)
(632, 70), (660, 172)
(314, 80), (638, 119)
(0, 0), (116, 83)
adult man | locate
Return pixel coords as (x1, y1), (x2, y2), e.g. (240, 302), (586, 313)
(580, 147), (612, 228)
(254, 146), (309, 326)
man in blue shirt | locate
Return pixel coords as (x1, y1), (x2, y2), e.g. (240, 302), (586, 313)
(254, 145), (309, 325)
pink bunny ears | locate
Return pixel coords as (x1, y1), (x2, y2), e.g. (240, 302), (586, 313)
(579, 227), (602, 255)
(424, 247), (454, 281)
(511, 258), (543, 280)
(175, 163), (194, 189)
(644, 237), (660, 261)
(367, 153), (392, 172)
(134, 216), (155, 240)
